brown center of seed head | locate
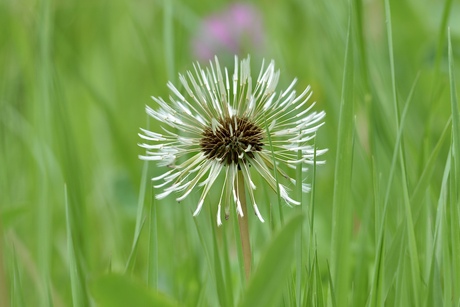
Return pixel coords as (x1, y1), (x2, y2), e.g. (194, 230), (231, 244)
(200, 116), (264, 166)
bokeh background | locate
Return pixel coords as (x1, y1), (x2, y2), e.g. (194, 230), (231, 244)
(2, 0), (460, 306)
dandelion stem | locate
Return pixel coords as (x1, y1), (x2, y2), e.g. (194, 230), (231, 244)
(237, 171), (252, 280)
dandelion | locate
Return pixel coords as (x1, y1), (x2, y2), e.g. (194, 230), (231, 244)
(139, 56), (326, 226)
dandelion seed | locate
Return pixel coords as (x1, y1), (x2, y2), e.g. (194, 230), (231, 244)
(139, 56), (326, 225)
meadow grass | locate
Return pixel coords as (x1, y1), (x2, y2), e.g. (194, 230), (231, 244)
(1, 0), (460, 306)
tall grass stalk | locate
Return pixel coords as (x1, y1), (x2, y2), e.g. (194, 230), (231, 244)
(448, 27), (460, 304)
(36, 0), (53, 304)
(330, 3), (354, 305)
(147, 187), (158, 289)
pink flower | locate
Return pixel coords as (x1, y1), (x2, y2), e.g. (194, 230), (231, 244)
(192, 3), (265, 61)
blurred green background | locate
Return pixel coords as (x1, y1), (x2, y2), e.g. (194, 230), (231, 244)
(2, 0), (460, 306)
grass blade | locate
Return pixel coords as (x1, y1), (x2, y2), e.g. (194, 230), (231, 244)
(65, 185), (81, 307)
(411, 118), (451, 208)
(0, 225), (9, 306)
(330, 3), (355, 305)
(448, 27), (460, 303)
(36, 0), (53, 304)
(448, 30), (460, 198)
(239, 214), (304, 307)
(91, 273), (178, 307)
(210, 210), (233, 307)
(384, 0), (421, 304)
(314, 247), (325, 306)
(163, 0), (175, 81)
(147, 188), (158, 289)
(425, 147), (451, 307)
(125, 159), (149, 273)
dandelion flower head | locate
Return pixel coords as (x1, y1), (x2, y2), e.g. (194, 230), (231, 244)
(139, 56), (326, 225)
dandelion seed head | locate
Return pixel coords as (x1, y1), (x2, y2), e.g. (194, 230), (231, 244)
(139, 55), (326, 225)
(200, 116), (263, 167)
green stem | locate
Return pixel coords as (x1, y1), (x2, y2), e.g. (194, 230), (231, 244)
(237, 171), (252, 280)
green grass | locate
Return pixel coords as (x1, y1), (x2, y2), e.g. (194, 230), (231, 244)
(1, 0), (460, 306)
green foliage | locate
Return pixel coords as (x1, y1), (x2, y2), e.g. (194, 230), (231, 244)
(1, 0), (460, 306)
(90, 274), (178, 307)
(240, 214), (304, 307)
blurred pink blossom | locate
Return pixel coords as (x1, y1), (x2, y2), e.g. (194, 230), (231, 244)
(192, 3), (265, 61)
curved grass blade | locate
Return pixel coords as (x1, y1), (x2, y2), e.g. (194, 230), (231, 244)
(91, 273), (178, 307)
(239, 214), (304, 307)
(65, 185), (87, 307)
